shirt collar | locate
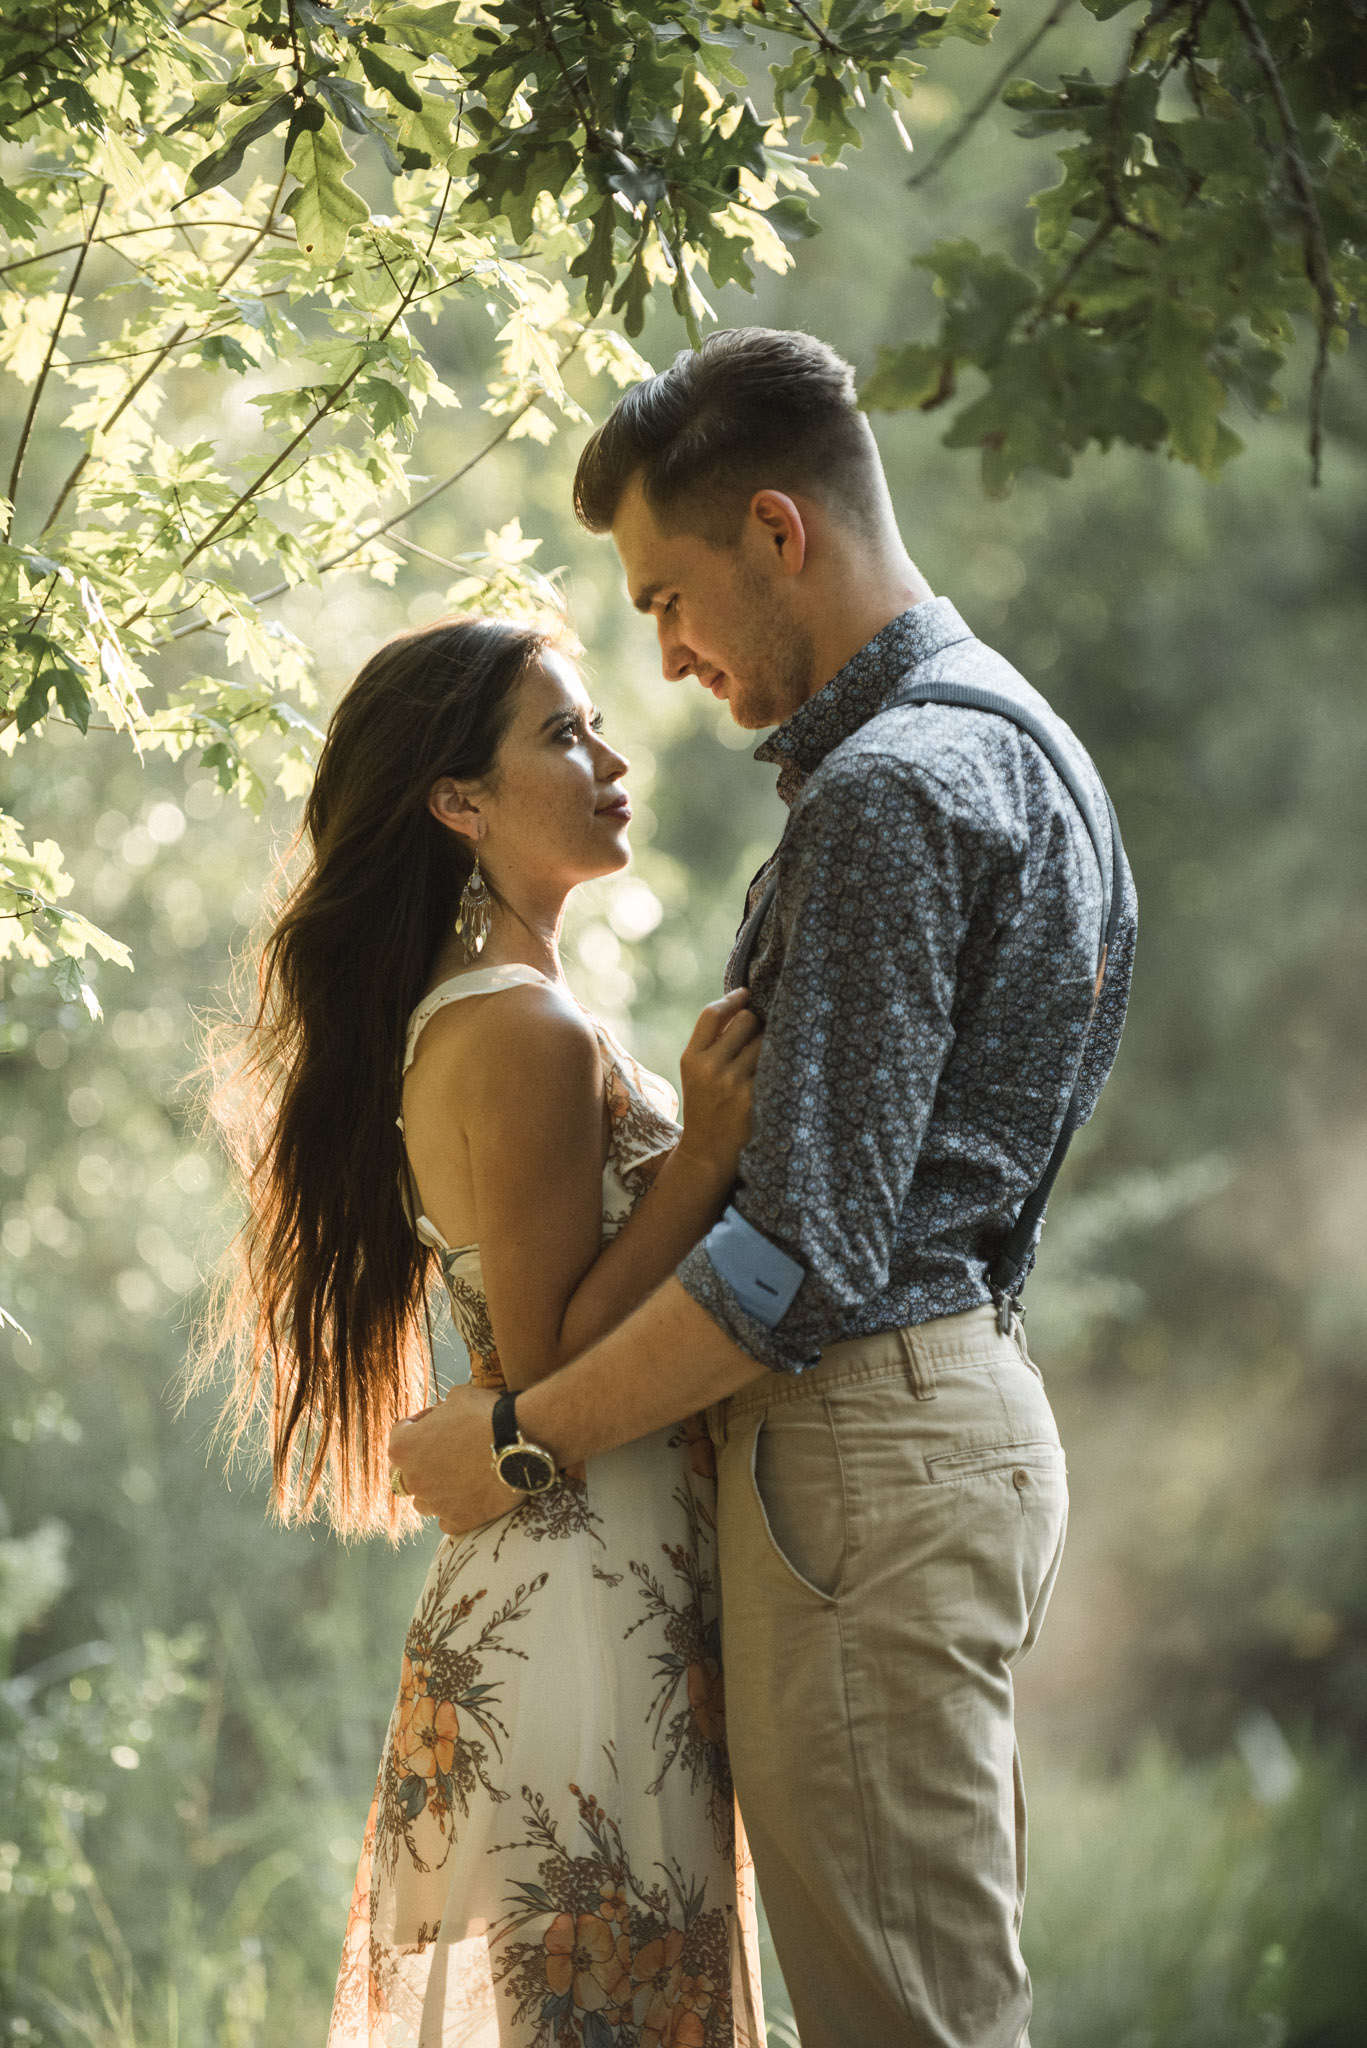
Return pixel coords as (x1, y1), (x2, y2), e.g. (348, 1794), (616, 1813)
(755, 597), (975, 805)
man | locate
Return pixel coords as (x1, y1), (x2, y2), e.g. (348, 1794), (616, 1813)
(391, 327), (1136, 2045)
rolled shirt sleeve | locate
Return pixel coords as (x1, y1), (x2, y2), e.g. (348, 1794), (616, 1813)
(677, 750), (998, 1372)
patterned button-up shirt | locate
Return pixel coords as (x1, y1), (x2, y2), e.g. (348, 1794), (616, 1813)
(676, 597), (1137, 1373)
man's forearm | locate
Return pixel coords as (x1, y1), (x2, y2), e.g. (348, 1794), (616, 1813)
(518, 1276), (767, 1465)
(390, 1275), (768, 1534)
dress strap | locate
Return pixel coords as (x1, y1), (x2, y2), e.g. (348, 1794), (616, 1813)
(402, 963), (551, 1074)
(400, 965), (551, 1259)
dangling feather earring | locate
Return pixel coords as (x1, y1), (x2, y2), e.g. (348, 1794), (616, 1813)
(455, 852), (492, 958)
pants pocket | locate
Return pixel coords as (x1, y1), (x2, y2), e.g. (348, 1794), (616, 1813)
(750, 1400), (849, 1602)
(925, 1437), (1062, 1483)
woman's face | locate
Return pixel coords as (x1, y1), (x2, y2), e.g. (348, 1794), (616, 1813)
(436, 649), (632, 902)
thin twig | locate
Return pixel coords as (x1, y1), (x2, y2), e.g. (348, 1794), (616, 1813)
(176, 268), (428, 571)
(6, 184), (108, 517)
(2, 2), (224, 126)
(785, 0), (844, 60)
(0, 0), (123, 86)
(1019, 1), (1170, 337)
(1025, 215), (1117, 335)
(0, 219), (290, 282)
(167, 334), (586, 639)
(388, 532), (470, 574)
(425, 174), (454, 260)
(528, 0), (601, 144)
(907, 0), (1071, 192)
(39, 172), (292, 538)
(1227, 0), (1336, 484)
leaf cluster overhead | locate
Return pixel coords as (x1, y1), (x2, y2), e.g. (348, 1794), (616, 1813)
(865, 0), (1366, 491)
(0, 0), (990, 1028)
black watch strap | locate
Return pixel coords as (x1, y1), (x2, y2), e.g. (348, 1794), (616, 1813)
(491, 1389), (520, 1450)
(489, 1388), (558, 1495)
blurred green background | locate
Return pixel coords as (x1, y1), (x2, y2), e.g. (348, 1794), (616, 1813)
(4, 17), (1367, 2047)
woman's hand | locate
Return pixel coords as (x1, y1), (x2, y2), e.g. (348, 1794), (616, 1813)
(674, 988), (762, 1188)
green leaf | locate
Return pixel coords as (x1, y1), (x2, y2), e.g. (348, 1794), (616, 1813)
(919, 242), (1037, 360)
(51, 955), (101, 1022)
(804, 67), (863, 160)
(373, 1), (481, 64)
(9, 632), (90, 734)
(198, 334), (257, 374)
(611, 249), (652, 339)
(358, 43), (423, 113)
(861, 343), (951, 412)
(603, 150), (668, 215)
(356, 377), (413, 436)
(1138, 298), (1228, 474)
(180, 92), (295, 203)
(165, 64), (279, 137)
(316, 77), (375, 137)
(283, 106), (370, 264)
(569, 203), (616, 318)
(936, 0), (1002, 47)
(702, 230), (754, 294)
(0, 177), (41, 239)
(764, 195), (819, 245)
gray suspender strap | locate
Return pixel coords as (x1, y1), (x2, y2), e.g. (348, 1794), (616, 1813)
(730, 674), (1126, 1327)
(889, 677), (1125, 1323)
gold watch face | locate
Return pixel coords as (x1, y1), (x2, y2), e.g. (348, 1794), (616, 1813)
(494, 1442), (557, 1494)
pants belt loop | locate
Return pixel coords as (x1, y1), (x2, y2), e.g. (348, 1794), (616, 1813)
(1009, 1309), (1040, 1378)
(896, 1325), (937, 1402)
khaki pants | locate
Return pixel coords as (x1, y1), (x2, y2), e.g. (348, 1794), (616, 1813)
(710, 1305), (1067, 2048)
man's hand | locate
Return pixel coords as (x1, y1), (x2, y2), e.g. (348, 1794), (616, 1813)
(389, 1385), (517, 1535)
(389, 1279), (763, 1536)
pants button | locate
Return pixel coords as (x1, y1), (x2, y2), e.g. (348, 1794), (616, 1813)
(1013, 1468), (1029, 1491)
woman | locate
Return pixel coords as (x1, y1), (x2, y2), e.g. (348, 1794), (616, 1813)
(209, 615), (768, 2048)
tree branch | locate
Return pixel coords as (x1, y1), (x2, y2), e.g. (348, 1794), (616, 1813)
(0, 219), (290, 282)
(166, 333), (587, 639)
(0, 0), (123, 86)
(528, 0), (601, 146)
(39, 174), (291, 539)
(784, 0), (845, 62)
(2, 3), (224, 127)
(1227, 0), (1337, 485)
(907, 0), (1071, 193)
(5, 184), (108, 520)
(171, 262), (431, 578)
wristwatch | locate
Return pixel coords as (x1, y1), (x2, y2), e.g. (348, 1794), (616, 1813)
(490, 1390), (558, 1495)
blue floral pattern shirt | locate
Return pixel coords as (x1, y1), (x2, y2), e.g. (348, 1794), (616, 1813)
(676, 597), (1137, 1373)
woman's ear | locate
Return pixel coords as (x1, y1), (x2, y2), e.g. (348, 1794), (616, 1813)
(428, 778), (485, 843)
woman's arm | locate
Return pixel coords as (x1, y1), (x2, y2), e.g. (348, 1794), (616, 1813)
(555, 991), (758, 1364)
(401, 983), (758, 1391)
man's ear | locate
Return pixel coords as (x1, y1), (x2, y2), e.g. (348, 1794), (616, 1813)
(428, 778), (485, 843)
(747, 490), (807, 577)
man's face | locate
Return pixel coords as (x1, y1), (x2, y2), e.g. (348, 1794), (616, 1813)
(611, 475), (815, 731)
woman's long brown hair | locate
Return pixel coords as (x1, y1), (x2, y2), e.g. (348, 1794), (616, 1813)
(198, 616), (551, 1536)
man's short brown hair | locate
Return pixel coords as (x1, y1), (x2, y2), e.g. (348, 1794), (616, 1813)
(572, 327), (881, 544)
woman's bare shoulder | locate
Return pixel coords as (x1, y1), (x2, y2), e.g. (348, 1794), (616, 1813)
(406, 976), (601, 1115)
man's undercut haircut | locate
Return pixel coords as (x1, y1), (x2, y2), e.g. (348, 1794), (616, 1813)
(573, 327), (882, 546)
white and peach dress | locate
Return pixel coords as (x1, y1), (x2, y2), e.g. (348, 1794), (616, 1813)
(328, 965), (765, 2048)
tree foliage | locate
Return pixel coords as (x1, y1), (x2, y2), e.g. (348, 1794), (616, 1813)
(1, 0), (1363, 1351)
(865, 0), (1367, 492)
(0, 0), (989, 1025)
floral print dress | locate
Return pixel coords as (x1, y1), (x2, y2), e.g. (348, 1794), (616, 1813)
(328, 965), (766, 2048)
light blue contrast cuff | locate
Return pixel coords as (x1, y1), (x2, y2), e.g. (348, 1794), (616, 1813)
(700, 1206), (805, 1330)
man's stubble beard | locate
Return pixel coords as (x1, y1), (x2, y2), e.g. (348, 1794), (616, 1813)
(725, 567), (816, 732)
